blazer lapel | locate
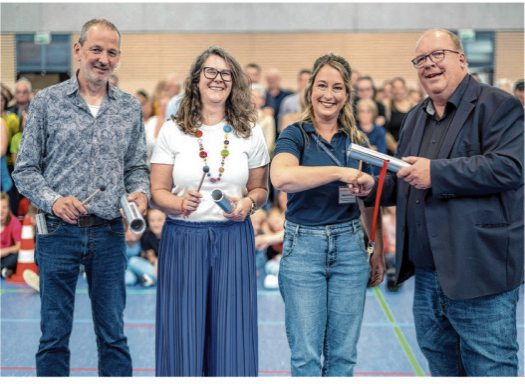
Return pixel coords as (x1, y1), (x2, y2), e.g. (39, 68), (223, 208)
(404, 111), (427, 157)
(437, 81), (478, 159)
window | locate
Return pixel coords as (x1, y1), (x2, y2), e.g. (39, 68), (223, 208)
(457, 30), (495, 84)
(16, 34), (71, 73)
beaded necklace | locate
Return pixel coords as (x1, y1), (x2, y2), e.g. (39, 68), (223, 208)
(196, 123), (232, 183)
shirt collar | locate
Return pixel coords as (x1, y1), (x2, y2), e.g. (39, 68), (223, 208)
(65, 71), (80, 96)
(65, 70), (116, 100)
(301, 121), (316, 133)
(422, 74), (470, 116)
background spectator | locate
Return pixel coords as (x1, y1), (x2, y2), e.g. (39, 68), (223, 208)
(357, 98), (387, 175)
(137, 208), (166, 286)
(278, 69), (311, 129)
(7, 78), (32, 120)
(513, 79), (524, 106)
(408, 88), (424, 106)
(144, 92), (170, 166)
(384, 77), (412, 154)
(264, 67), (292, 133)
(355, 75), (386, 126)
(0, 192), (21, 279)
(495, 77), (514, 94)
(244, 62), (262, 85)
(251, 83), (275, 155)
(124, 227), (144, 286)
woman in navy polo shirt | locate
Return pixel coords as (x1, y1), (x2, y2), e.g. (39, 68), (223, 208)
(270, 54), (384, 376)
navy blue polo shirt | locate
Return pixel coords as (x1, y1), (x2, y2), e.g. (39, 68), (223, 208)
(274, 122), (370, 226)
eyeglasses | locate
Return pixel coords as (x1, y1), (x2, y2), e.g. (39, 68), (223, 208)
(202, 67), (233, 82)
(411, 49), (461, 68)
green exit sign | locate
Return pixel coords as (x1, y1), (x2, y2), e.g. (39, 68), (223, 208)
(34, 32), (51, 45)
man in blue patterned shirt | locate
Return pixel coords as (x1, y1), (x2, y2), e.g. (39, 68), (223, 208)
(13, 19), (149, 376)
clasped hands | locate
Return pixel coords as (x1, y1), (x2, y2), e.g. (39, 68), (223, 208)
(343, 168), (375, 196)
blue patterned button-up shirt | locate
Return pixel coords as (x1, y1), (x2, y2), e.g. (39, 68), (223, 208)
(13, 74), (150, 220)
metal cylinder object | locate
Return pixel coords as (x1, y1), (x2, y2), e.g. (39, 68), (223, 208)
(347, 143), (409, 172)
(120, 194), (146, 235)
(211, 189), (234, 213)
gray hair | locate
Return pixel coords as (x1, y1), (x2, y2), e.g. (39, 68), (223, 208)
(78, 19), (121, 47)
(15, 77), (32, 93)
(251, 83), (266, 98)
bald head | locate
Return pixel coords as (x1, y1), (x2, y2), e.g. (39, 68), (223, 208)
(416, 28), (464, 54)
(413, 28), (468, 106)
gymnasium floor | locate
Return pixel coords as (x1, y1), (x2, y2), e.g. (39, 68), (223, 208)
(1, 273), (523, 377)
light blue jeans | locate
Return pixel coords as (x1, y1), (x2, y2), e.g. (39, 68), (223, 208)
(278, 219), (370, 376)
(413, 268), (520, 376)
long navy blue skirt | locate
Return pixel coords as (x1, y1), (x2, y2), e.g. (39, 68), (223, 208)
(155, 218), (258, 376)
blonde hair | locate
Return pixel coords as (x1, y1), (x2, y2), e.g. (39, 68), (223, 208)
(357, 98), (378, 119)
(301, 53), (367, 145)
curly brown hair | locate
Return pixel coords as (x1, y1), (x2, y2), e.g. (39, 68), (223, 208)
(174, 46), (256, 139)
(301, 53), (367, 146)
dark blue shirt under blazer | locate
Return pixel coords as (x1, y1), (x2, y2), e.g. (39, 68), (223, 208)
(406, 75), (470, 269)
(274, 122), (369, 226)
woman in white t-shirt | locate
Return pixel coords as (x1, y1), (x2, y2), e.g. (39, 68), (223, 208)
(150, 46), (269, 377)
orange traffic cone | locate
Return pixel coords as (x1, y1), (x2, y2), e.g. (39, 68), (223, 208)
(8, 216), (38, 284)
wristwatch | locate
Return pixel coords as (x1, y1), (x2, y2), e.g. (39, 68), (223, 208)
(247, 196), (257, 215)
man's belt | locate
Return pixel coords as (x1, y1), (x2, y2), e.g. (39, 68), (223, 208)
(47, 214), (112, 228)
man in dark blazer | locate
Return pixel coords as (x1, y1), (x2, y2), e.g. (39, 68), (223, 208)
(377, 29), (523, 376)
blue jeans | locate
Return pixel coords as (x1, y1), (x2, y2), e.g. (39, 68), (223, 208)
(413, 268), (520, 376)
(35, 216), (131, 376)
(278, 219), (370, 376)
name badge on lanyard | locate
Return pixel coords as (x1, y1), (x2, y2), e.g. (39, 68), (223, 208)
(339, 186), (357, 204)
(311, 133), (357, 205)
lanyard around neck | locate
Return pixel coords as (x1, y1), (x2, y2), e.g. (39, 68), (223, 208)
(310, 133), (349, 167)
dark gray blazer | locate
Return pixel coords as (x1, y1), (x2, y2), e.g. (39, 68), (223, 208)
(378, 76), (524, 300)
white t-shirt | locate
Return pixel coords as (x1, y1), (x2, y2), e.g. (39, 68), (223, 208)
(87, 104), (100, 117)
(151, 120), (270, 222)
